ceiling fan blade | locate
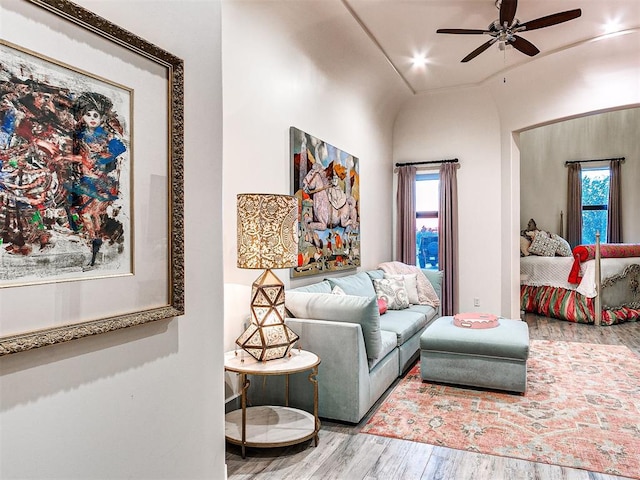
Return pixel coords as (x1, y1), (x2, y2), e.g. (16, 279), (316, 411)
(511, 35), (540, 56)
(461, 39), (497, 63)
(520, 9), (582, 31)
(436, 29), (489, 35)
(499, 0), (518, 27)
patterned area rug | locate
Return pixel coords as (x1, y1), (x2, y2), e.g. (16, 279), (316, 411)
(362, 340), (640, 478)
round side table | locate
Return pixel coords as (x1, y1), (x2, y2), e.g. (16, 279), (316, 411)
(224, 349), (321, 458)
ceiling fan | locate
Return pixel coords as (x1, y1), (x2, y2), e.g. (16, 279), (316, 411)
(436, 0), (582, 62)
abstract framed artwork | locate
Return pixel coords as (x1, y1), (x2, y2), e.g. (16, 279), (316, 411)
(0, 0), (184, 355)
(1, 40), (133, 284)
(290, 127), (360, 278)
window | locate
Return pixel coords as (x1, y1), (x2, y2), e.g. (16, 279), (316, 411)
(581, 167), (610, 244)
(415, 173), (439, 269)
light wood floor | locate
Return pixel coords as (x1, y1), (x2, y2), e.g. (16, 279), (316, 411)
(226, 314), (640, 480)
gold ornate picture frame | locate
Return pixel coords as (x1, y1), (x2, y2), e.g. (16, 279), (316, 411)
(0, 0), (184, 355)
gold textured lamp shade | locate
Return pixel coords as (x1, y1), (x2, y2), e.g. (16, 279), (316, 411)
(236, 194), (299, 361)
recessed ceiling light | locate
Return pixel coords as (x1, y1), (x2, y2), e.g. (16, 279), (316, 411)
(602, 18), (623, 35)
(411, 53), (428, 68)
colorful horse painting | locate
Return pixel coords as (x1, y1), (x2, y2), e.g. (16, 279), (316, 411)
(291, 127), (360, 278)
(302, 163), (358, 232)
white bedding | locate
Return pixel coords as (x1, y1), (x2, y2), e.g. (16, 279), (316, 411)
(520, 256), (640, 298)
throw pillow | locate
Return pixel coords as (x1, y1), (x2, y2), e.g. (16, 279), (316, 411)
(377, 262), (440, 308)
(285, 291), (382, 360)
(552, 234), (572, 257)
(372, 277), (410, 310)
(528, 231), (560, 257)
(520, 235), (531, 256)
(377, 297), (388, 315)
(331, 285), (346, 295)
(384, 273), (419, 304)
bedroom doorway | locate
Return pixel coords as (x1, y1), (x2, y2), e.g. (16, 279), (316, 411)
(520, 106), (639, 244)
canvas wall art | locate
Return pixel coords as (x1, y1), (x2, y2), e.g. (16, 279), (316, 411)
(290, 127), (360, 277)
(0, 40), (132, 286)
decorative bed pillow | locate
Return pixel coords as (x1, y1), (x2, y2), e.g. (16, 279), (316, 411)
(552, 234), (572, 257)
(285, 291), (382, 360)
(383, 273), (419, 304)
(372, 277), (410, 310)
(528, 231), (560, 257)
(520, 236), (532, 256)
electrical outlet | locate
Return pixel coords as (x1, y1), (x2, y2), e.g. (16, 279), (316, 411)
(473, 297), (480, 307)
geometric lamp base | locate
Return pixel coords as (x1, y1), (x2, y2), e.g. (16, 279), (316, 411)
(235, 269), (299, 362)
(235, 322), (299, 362)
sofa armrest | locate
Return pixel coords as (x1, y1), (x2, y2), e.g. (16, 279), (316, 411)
(285, 317), (371, 423)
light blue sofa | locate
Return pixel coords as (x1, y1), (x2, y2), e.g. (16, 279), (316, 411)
(278, 268), (443, 424)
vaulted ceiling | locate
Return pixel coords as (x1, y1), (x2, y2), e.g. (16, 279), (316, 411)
(344, 0), (640, 94)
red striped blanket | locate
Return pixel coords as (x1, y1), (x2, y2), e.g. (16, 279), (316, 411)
(568, 243), (640, 284)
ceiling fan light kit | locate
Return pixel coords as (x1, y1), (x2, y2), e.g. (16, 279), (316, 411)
(437, 0), (582, 62)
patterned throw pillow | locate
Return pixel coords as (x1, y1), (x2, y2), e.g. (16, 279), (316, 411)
(552, 234), (572, 257)
(372, 277), (410, 310)
(528, 231), (560, 257)
(383, 273), (419, 304)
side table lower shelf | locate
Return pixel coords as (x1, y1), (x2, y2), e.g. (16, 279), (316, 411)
(224, 349), (321, 458)
(225, 405), (317, 448)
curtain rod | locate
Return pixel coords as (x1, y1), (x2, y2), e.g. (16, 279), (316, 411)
(565, 156), (625, 166)
(395, 158), (458, 167)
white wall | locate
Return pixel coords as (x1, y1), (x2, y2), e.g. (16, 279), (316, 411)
(394, 88), (502, 314)
(221, 0), (411, 356)
(0, 1), (225, 479)
(395, 29), (640, 319)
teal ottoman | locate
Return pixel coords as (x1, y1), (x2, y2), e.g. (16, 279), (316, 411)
(420, 316), (529, 393)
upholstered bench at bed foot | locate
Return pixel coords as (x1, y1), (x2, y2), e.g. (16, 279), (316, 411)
(419, 316), (530, 393)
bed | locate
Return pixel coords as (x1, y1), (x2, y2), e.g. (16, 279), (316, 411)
(520, 234), (640, 325)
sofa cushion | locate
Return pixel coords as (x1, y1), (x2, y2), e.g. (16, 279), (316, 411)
(285, 291), (382, 360)
(379, 309), (428, 345)
(366, 269), (385, 281)
(368, 330), (397, 371)
(406, 304), (438, 323)
(327, 272), (377, 298)
(421, 269), (443, 299)
(289, 280), (332, 294)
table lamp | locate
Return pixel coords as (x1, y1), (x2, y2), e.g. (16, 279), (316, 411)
(235, 193), (300, 361)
